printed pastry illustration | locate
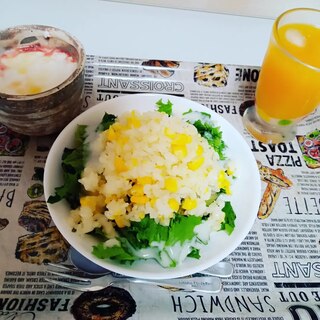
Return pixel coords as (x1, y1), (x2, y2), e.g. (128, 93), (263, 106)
(18, 200), (51, 233)
(297, 129), (320, 169)
(141, 59), (180, 78)
(257, 161), (293, 219)
(0, 124), (29, 156)
(0, 218), (9, 231)
(15, 226), (69, 264)
(71, 286), (137, 320)
(27, 183), (44, 199)
(194, 63), (229, 87)
(32, 167), (44, 181)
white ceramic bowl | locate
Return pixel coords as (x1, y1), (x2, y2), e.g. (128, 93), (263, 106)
(44, 93), (261, 280)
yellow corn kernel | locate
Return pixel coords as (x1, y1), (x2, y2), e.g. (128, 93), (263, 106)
(187, 156), (204, 170)
(80, 196), (97, 211)
(182, 198), (197, 210)
(112, 122), (122, 132)
(172, 133), (192, 145)
(130, 184), (144, 196)
(131, 195), (148, 204)
(80, 195), (105, 213)
(116, 135), (129, 146)
(127, 111), (141, 128)
(156, 165), (165, 171)
(226, 167), (234, 176)
(168, 198), (180, 211)
(165, 177), (178, 192)
(131, 157), (139, 166)
(104, 194), (118, 204)
(150, 197), (157, 208)
(114, 156), (127, 172)
(138, 212), (145, 220)
(105, 127), (117, 141)
(196, 144), (204, 156)
(137, 176), (153, 184)
(96, 195), (106, 211)
(218, 170), (231, 195)
(218, 170), (225, 184)
(171, 144), (187, 159)
(114, 215), (129, 228)
(164, 127), (175, 138)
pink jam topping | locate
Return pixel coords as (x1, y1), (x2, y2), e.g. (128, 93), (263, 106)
(0, 44), (78, 95)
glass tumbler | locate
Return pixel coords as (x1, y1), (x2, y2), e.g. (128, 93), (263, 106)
(242, 8), (320, 144)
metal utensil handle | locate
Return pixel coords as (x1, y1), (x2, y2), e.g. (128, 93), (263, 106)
(201, 261), (234, 278)
(117, 276), (222, 293)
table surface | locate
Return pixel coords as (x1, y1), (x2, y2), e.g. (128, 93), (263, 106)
(1, 3), (320, 319)
(1, 0), (276, 67)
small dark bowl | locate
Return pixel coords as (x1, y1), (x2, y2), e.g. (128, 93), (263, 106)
(0, 25), (85, 136)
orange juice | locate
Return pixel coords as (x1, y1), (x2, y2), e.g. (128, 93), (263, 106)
(255, 22), (320, 124)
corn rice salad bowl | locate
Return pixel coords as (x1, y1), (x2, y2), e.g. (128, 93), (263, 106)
(44, 94), (260, 279)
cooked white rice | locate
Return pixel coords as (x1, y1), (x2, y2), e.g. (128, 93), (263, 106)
(69, 110), (232, 238)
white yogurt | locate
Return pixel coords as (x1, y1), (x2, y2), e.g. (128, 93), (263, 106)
(0, 45), (77, 95)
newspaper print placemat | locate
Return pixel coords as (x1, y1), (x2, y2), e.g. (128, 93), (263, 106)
(0, 55), (319, 320)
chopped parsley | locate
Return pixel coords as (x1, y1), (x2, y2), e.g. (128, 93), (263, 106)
(47, 125), (88, 209)
(187, 247), (201, 259)
(92, 242), (137, 263)
(48, 113), (117, 209)
(92, 214), (202, 265)
(192, 119), (226, 160)
(205, 188), (226, 206)
(96, 113), (117, 132)
(156, 98), (173, 116)
(220, 201), (236, 235)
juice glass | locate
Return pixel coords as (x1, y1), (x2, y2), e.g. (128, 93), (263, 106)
(242, 8), (320, 144)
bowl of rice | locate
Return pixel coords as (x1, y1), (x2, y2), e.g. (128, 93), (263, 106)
(44, 93), (261, 280)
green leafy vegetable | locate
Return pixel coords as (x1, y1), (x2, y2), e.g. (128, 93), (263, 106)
(205, 189), (226, 206)
(88, 228), (108, 242)
(220, 201), (236, 235)
(47, 112), (117, 208)
(156, 99), (173, 116)
(47, 125), (88, 209)
(192, 119), (226, 160)
(118, 216), (168, 249)
(92, 242), (137, 263)
(200, 111), (211, 118)
(96, 113), (117, 132)
(121, 214), (202, 248)
(187, 247), (201, 259)
(166, 215), (202, 246)
(91, 214), (202, 264)
(182, 108), (192, 115)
